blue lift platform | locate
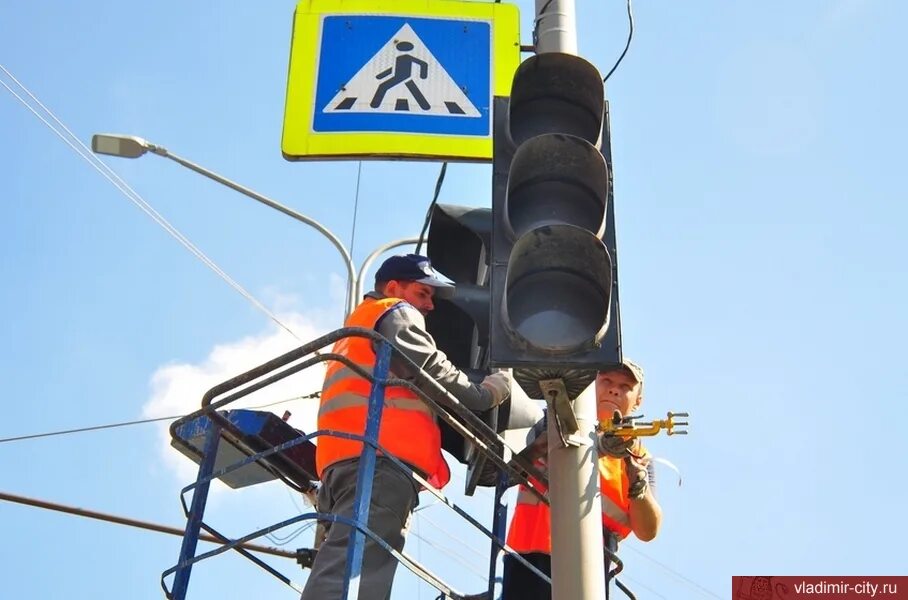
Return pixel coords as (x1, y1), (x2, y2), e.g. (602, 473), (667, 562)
(162, 326), (635, 600)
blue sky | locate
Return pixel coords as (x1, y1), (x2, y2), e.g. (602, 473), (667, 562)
(2, 1), (907, 599)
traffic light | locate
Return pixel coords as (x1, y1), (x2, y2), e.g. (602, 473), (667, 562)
(490, 52), (622, 395)
(424, 203), (544, 489)
(425, 203), (492, 371)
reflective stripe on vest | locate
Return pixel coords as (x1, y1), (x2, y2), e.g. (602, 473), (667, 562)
(318, 366), (434, 417)
(316, 297), (450, 488)
(506, 453), (638, 554)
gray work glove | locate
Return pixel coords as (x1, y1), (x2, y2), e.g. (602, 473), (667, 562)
(624, 454), (649, 500)
(597, 410), (637, 458)
(596, 432), (636, 458)
(480, 371), (511, 407)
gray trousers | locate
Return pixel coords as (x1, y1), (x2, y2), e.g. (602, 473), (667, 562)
(300, 458), (419, 600)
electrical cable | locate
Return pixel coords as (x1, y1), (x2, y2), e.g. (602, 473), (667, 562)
(603, 0), (635, 83)
(0, 64), (302, 341)
(408, 520), (489, 583)
(0, 392), (320, 444)
(349, 161), (363, 258)
(615, 572), (669, 600)
(414, 162), (448, 255)
(413, 508), (488, 563)
(622, 543), (723, 599)
(0, 490), (296, 559)
(532, 0), (557, 50)
(265, 520), (316, 545)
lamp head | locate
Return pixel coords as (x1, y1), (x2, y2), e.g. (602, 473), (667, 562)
(91, 134), (150, 158)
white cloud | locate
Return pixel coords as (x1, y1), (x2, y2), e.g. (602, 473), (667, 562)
(142, 311), (332, 486)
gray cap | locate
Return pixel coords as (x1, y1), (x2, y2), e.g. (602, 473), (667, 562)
(599, 358), (644, 385)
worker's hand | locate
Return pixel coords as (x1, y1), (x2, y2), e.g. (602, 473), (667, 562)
(480, 371), (511, 407)
(597, 410), (640, 458)
(625, 455), (649, 500)
(597, 432), (636, 458)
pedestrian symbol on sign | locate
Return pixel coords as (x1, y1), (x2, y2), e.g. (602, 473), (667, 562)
(324, 23), (480, 118)
(370, 41), (430, 111)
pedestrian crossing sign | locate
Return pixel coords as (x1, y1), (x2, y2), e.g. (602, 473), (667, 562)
(282, 0), (520, 162)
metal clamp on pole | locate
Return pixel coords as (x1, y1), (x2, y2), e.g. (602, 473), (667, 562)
(598, 411), (690, 438)
(539, 378), (585, 448)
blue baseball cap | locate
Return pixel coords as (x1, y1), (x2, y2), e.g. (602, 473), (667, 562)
(375, 254), (455, 298)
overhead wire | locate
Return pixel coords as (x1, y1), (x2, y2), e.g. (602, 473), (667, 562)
(603, 0), (635, 83)
(616, 572), (670, 600)
(0, 64), (302, 342)
(622, 543), (724, 600)
(349, 161), (364, 258)
(265, 520), (317, 545)
(0, 392), (320, 444)
(413, 506), (488, 564)
(414, 162), (448, 255)
(532, 0), (634, 83)
(407, 520), (489, 584)
(0, 490), (297, 559)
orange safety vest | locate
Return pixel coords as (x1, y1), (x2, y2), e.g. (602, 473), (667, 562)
(506, 451), (646, 554)
(316, 296), (450, 488)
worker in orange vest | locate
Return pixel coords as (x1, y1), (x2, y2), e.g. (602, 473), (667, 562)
(301, 253), (512, 600)
(501, 359), (662, 599)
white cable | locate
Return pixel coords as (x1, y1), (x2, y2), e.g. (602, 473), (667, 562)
(616, 572), (669, 600)
(412, 508), (488, 563)
(622, 543), (723, 599)
(0, 65), (301, 341)
(408, 520), (488, 583)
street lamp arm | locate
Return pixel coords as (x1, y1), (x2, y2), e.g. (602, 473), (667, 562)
(355, 237), (420, 302)
(149, 146), (357, 316)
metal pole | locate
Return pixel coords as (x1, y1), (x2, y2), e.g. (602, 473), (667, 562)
(546, 382), (605, 600)
(354, 237), (420, 302)
(147, 145), (358, 317)
(535, 0), (577, 55)
(535, 3), (606, 599)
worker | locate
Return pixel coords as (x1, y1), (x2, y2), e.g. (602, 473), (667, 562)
(501, 359), (662, 599)
(301, 253), (512, 600)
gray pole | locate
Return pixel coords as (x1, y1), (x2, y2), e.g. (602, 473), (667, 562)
(535, 1), (607, 599)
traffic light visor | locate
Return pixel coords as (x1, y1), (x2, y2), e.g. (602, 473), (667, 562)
(505, 133), (608, 242)
(509, 53), (605, 146)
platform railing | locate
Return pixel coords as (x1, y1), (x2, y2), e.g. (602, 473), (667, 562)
(162, 327), (553, 600)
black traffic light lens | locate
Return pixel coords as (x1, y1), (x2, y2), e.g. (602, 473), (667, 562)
(502, 225), (612, 354)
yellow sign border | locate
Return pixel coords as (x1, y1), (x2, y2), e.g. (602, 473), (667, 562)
(282, 0), (520, 162)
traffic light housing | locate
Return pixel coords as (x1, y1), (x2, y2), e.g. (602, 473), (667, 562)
(424, 203), (544, 489)
(425, 204), (492, 371)
(490, 53), (622, 394)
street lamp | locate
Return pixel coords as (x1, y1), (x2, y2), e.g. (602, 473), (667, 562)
(91, 133), (359, 316)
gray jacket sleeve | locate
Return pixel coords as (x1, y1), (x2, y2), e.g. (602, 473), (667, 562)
(375, 302), (496, 411)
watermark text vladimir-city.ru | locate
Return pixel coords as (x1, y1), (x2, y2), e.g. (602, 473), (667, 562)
(792, 579), (899, 597)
